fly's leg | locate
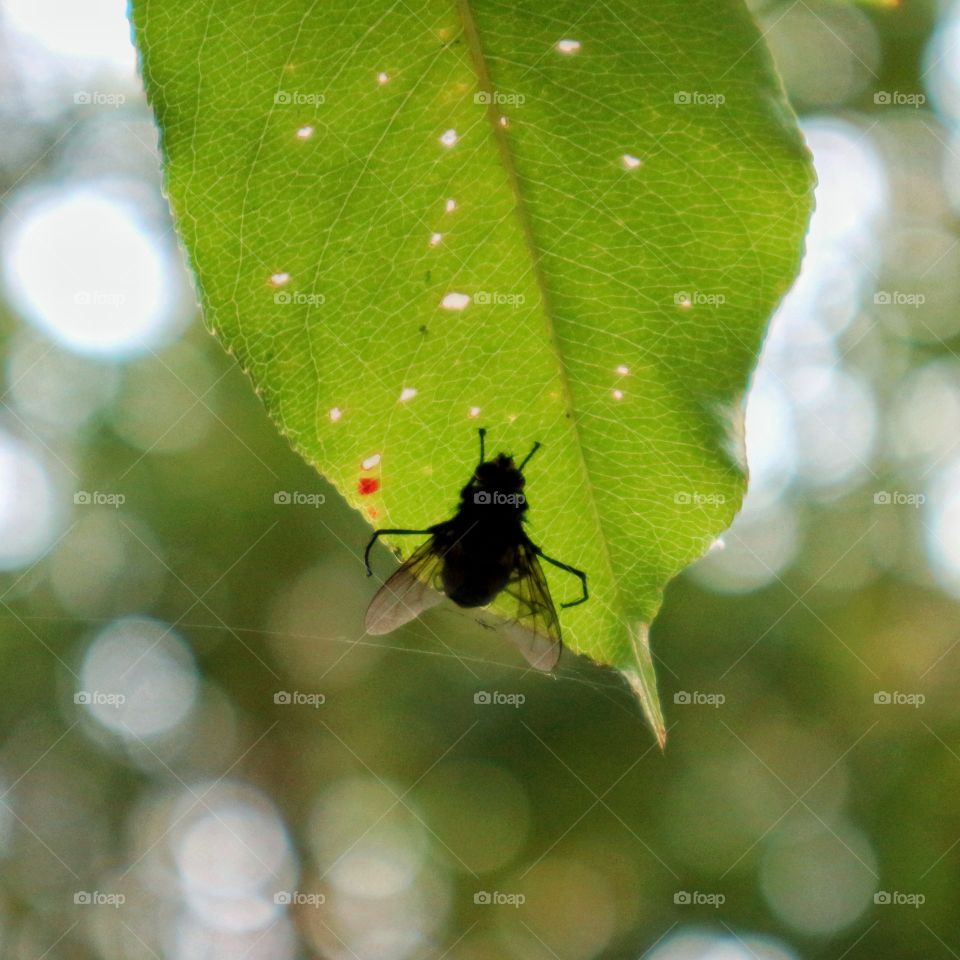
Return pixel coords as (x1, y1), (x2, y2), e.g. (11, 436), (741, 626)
(533, 546), (588, 608)
(364, 529), (432, 576)
(478, 427), (486, 464)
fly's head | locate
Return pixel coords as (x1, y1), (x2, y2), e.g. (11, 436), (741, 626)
(462, 454), (528, 512)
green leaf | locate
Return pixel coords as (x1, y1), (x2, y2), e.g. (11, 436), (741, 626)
(131, 0), (813, 746)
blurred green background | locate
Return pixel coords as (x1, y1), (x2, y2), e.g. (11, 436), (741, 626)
(0, 0), (957, 957)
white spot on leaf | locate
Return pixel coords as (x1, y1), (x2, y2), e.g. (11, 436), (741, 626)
(429, 232), (443, 247)
(468, 406), (481, 418)
(296, 125), (314, 140)
(439, 129), (458, 148)
(329, 407), (342, 422)
(269, 272), (290, 287)
(377, 72), (390, 85)
(616, 364), (630, 376)
(362, 453), (381, 470)
(441, 292), (470, 311)
(612, 389), (624, 401)
(399, 387), (417, 402)
(556, 39), (581, 54)
(622, 154), (642, 169)
(445, 198), (456, 213)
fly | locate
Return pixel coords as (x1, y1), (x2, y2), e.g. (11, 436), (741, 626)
(363, 428), (588, 671)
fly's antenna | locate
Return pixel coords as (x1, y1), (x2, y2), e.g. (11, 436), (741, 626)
(478, 427), (487, 464)
(519, 441), (542, 471)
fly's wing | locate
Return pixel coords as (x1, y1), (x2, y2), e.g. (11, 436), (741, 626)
(497, 541), (563, 672)
(364, 537), (445, 635)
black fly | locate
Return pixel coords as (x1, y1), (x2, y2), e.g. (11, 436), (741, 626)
(363, 429), (588, 671)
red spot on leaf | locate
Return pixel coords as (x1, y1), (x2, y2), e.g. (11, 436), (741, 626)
(367, 507), (379, 519)
(359, 477), (380, 495)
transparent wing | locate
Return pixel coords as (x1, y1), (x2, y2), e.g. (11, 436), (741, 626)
(364, 537), (445, 635)
(497, 541), (563, 672)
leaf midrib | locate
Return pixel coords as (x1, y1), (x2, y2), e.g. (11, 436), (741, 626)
(454, 0), (629, 654)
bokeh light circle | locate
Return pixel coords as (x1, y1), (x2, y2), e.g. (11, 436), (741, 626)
(925, 456), (960, 595)
(763, 0), (880, 109)
(5, 334), (119, 431)
(648, 929), (799, 960)
(77, 616), (199, 739)
(0, 428), (58, 570)
(172, 782), (295, 933)
(2, 0), (137, 72)
(3, 186), (178, 357)
(759, 821), (877, 936)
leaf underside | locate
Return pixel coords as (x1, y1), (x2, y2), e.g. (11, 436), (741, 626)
(131, 0), (813, 745)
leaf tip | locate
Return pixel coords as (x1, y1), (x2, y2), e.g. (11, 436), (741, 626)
(620, 622), (667, 751)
